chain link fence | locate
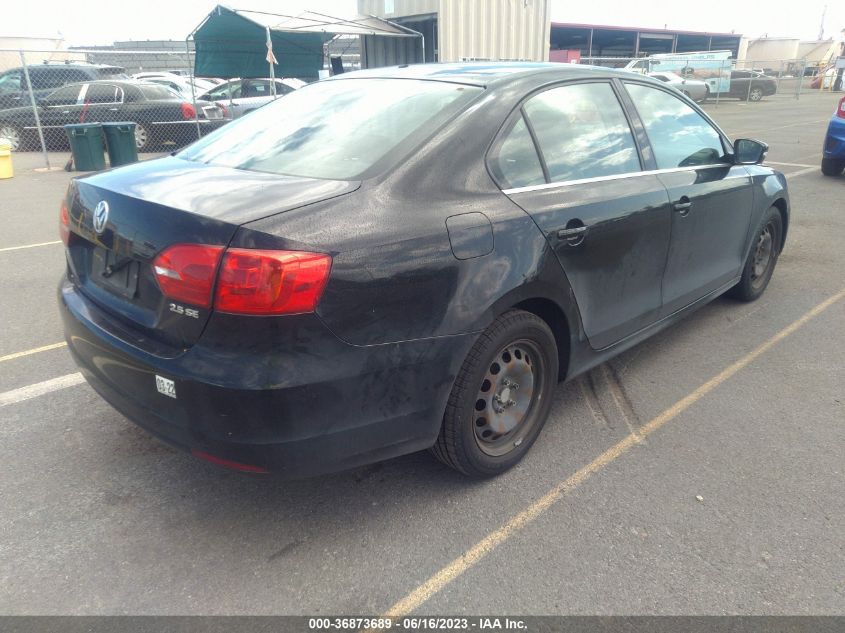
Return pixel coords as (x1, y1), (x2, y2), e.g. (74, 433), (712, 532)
(0, 47), (271, 168)
(581, 56), (815, 105)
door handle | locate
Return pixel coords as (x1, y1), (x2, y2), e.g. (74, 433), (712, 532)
(557, 226), (587, 238)
(557, 223), (588, 246)
(673, 196), (692, 216)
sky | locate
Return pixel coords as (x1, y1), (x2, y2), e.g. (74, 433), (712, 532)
(3, 0), (844, 46)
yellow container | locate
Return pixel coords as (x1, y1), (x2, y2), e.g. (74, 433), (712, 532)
(0, 138), (12, 179)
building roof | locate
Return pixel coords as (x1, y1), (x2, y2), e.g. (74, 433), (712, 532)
(551, 22), (739, 38)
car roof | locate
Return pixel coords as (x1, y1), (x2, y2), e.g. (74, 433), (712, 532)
(331, 62), (643, 88)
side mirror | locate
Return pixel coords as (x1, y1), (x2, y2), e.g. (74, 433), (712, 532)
(734, 138), (768, 165)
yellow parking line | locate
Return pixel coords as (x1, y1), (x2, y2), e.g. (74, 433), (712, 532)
(0, 342), (67, 363)
(380, 287), (845, 619)
(0, 240), (62, 253)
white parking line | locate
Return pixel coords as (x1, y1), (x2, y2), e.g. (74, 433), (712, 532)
(0, 342), (67, 363)
(0, 373), (84, 408)
(765, 161), (815, 168)
(787, 166), (820, 179)
(0, 240), (62, 253)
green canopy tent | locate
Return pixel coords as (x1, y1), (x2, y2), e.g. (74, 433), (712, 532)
(188, 5), (423, 81)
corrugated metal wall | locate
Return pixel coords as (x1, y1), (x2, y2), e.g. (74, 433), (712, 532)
(360, 34), (425, 68)
(358, 0), (438, 18)
(438, 0), (550, 62)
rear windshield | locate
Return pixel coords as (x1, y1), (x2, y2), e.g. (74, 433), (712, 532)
(178, 78), (482, 180)
(137, 84), (179, 100)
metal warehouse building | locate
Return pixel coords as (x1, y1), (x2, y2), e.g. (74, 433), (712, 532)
(357, 0), (551, 64)
(550, 23), (742, 58)
(356, 2), (742, 65)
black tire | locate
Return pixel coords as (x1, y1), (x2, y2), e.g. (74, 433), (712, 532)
(821, 157), (845, 177)
(748, 87), (764, 102)
(431, 309), (558, 477)
(728, 207), (783, 302)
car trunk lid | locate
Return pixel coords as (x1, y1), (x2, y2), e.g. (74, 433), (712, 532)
(65, 156), (359, 351)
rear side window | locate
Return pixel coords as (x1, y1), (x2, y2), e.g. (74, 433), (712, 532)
(625, 83), (727, 169)
(489, 115), (545, 188)
(523, 82), (641, 183)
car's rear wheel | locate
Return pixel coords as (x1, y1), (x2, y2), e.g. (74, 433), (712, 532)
(134, 123), (151, 151)
(0, 123), (23, 151)
(748, 87), (764, 101)
(431, 310), (558, 477)
(821, 157), (845, 176)
(728, 207), (783, 302)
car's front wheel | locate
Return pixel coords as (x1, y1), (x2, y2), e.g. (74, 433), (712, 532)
(748, 87), (764, 101)
(431, 310), (558, 477)
(821, 157), (845, 176)
(728, 206), (783, 302)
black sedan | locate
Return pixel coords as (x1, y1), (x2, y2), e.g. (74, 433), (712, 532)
(59, 63), (789, 478)
(716, 70), (779, 101)
(0, 80), (226, 152)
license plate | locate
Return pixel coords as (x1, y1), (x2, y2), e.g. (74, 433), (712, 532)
(204, 108), (222, 120)
(92, 247), (139, 299)
(155, 375), (177, 399)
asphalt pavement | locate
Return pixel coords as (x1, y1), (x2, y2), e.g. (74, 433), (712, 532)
(0, 92), (843, 616)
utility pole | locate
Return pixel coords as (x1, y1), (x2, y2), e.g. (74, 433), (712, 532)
(818, 4), (826, 40)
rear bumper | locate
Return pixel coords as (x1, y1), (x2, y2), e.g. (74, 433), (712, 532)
(59, 278), (473, 477)
(823, 117), (845, 160)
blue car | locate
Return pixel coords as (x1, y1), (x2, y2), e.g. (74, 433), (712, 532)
(822, 95), (845, 176)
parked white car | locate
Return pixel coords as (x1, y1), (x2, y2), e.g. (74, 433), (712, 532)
(648, 71), (710, 102)
(197, 78), (303, 118)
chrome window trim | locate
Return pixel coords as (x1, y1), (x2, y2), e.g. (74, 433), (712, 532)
(502, 163), (733, 195)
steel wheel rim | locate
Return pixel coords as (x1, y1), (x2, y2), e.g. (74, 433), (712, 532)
(134, 124), (148, 149)
(750, 222), (775, 289)
(473, 339), (545, 457)
(0, 125), (20, 151)
(749, 88), (763, 101)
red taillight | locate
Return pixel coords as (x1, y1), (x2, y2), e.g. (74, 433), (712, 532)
(181, 102), (196, 120)
(214, 249), (332, 315)
(837, 96), (845, 119)
(152, 244), (224, 308)
(59, 200), (70, 245)
(215, 101), (229, 117)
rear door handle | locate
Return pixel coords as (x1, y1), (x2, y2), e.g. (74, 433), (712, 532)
(557, 225), (587, 239)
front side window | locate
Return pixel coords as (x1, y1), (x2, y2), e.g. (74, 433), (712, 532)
(625, 83), (727, 169)
(0, 70), (23, 93)
(523, 82), (641, 183)
(489, 115), (545, 189)
(206, 82), (242, 100)
(179, 78), (481, 180)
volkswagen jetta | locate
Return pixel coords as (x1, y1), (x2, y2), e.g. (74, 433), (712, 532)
(59, 63), (789, 478)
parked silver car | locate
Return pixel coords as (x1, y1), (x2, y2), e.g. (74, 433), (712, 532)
(198, 78), (304, 118)
(648, 71), (709, 102)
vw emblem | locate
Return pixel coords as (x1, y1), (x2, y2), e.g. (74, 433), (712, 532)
(93, 201), (109, 235)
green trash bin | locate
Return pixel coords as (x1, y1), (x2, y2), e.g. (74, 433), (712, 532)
(64, 123), (106, 171)
(102, 122), (138, 167)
